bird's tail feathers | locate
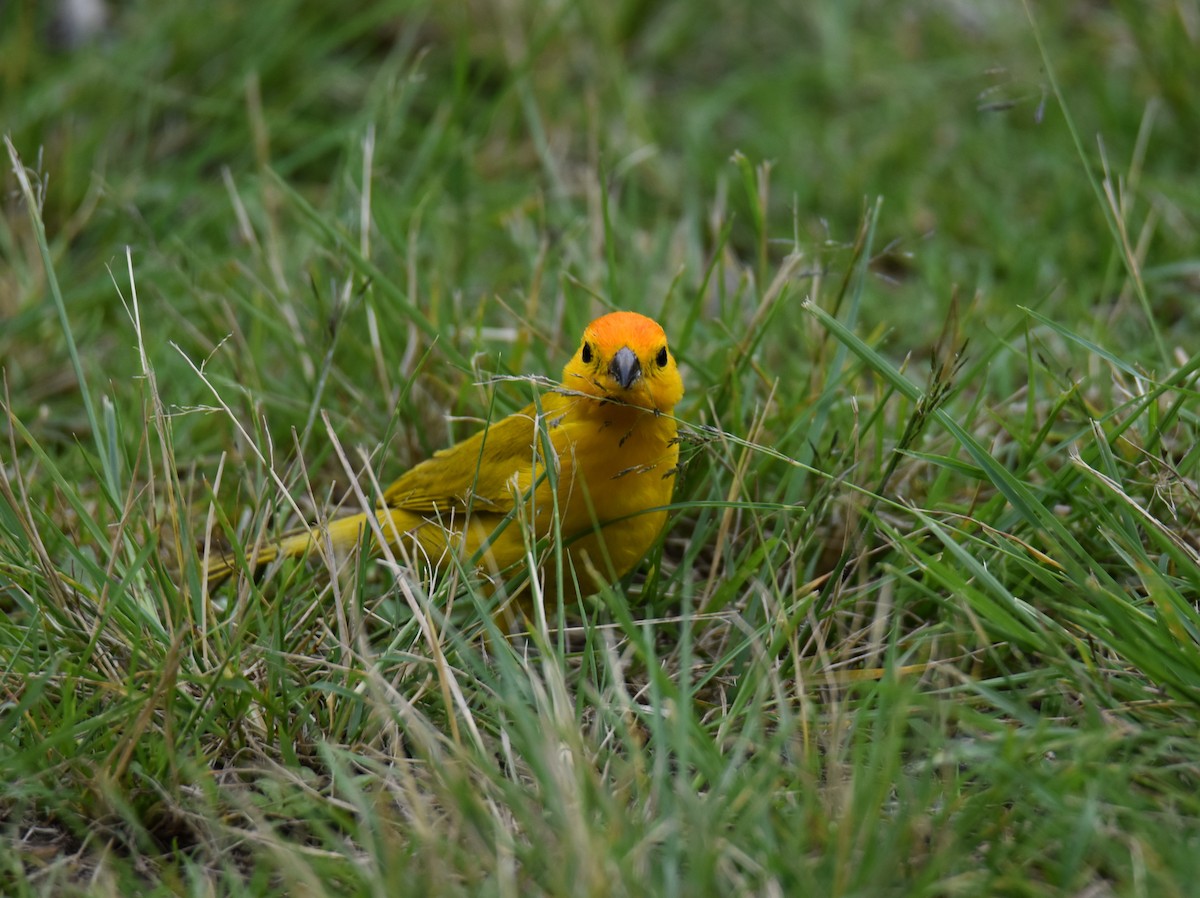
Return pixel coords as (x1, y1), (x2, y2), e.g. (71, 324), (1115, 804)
(203, 513), (372, 588)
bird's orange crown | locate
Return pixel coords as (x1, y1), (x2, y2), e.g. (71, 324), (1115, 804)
(561, 311), (684, 414)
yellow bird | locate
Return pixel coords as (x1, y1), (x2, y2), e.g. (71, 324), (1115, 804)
(207, 311), (684, 617)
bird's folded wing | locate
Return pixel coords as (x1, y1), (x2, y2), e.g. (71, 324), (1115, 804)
(379, 404), (546, 515)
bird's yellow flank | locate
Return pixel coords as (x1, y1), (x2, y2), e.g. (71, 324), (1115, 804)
(207, 311), (684, 603)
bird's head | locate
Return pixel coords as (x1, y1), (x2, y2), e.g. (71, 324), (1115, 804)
(561, 311), (684, 414)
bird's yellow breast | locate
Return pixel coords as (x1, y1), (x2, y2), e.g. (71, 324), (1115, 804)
(536, 397), (678, 585)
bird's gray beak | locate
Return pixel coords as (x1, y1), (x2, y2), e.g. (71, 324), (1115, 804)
(609, 346), (642, 389)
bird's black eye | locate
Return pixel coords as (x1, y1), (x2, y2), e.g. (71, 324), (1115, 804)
(581, 342), (593, 364)
(656, 346), (669, 368)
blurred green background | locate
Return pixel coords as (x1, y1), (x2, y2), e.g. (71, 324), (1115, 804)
(5, 1), (1196, 437)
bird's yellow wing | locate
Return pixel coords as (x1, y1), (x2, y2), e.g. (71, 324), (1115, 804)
(380, 401), (551, 516)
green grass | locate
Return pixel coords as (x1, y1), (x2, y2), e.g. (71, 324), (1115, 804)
(4, 0), (1200, 894)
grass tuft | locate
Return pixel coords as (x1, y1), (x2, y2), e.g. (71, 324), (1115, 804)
(4, 2), (1200, 895)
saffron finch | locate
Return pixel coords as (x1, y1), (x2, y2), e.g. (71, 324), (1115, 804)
(207, 311), (684, 608)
